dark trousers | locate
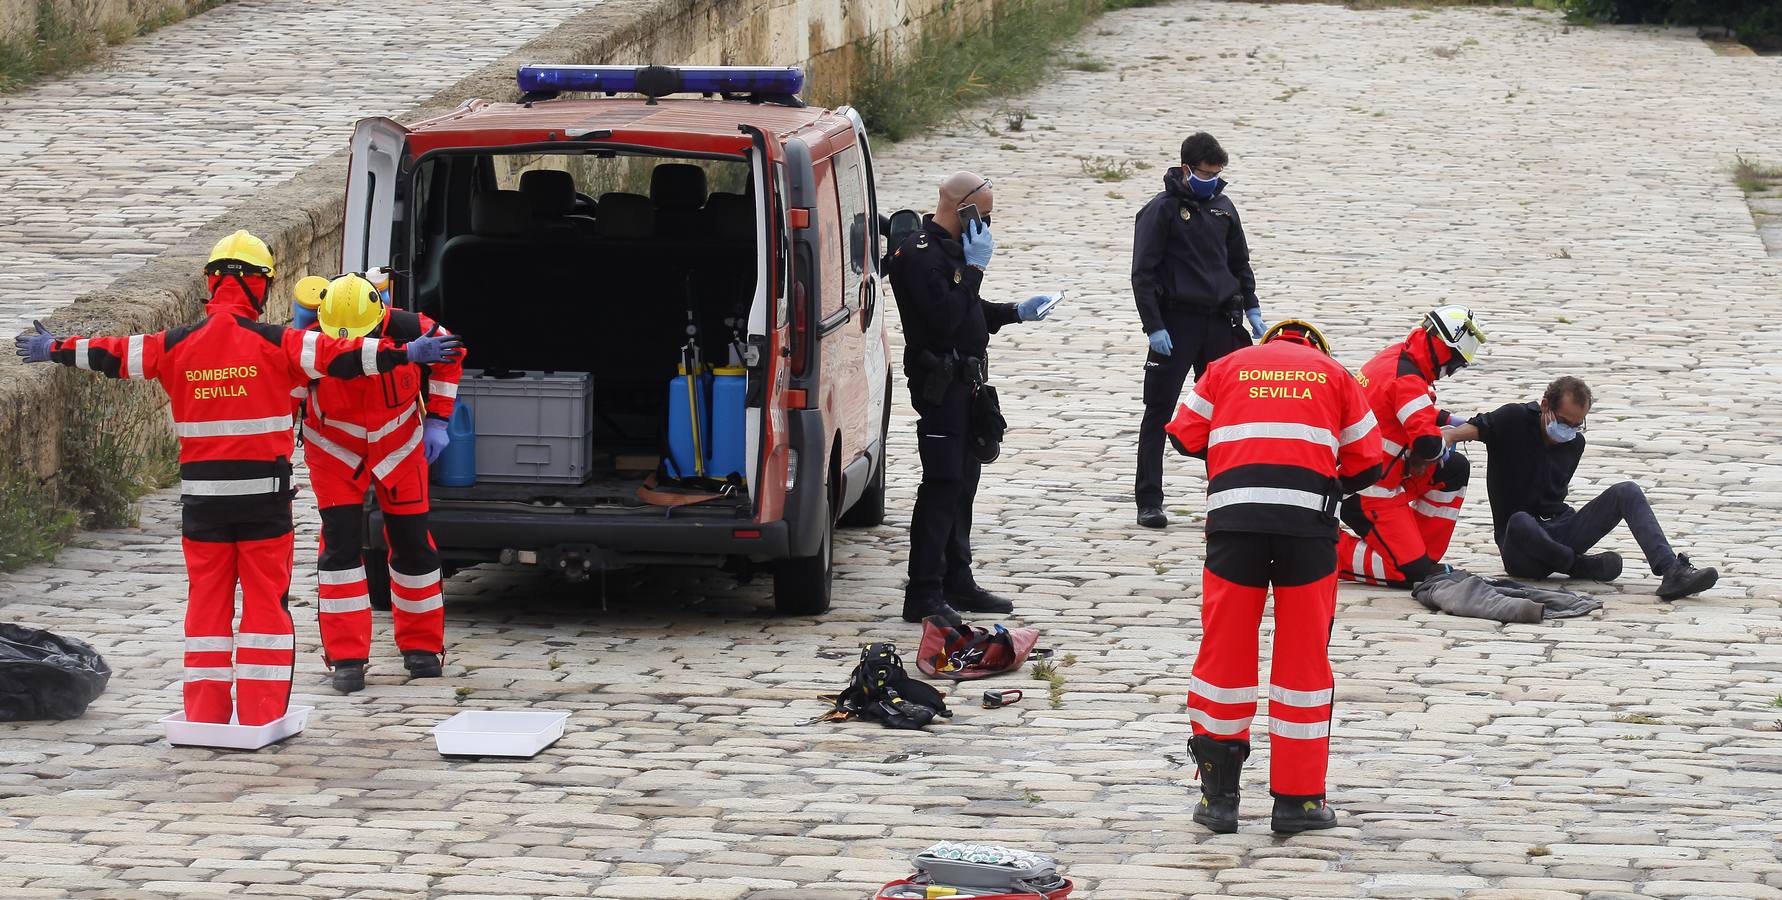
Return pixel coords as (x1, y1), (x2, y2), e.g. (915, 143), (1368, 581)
(907, 380), (981, 598)
(1135, 305), (1250, 508)
(1499, 480), (1677, 578)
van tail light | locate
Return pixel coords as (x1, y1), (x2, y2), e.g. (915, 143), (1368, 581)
(785, 448), (799, 493)
(790, 281), (809, 376)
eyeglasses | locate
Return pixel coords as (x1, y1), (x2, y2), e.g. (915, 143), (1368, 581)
(1188, 166), (1225, 180)
(959, 178), (992, 205)
(1549, 410), (1589, 433)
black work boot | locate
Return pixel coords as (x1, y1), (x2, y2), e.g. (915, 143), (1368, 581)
(1569, 551), (1623, 582)
(1271, 794), (1338, 834)
(1188, 735), (1249, 834)
(901, 592), (963, 626)
(402, 651), (444, 678)
(944, 584), (1014, 615)
(1657, 554), (1717, 601)
(330, 662), (366, 695)
(1137, 506), (1168, 529)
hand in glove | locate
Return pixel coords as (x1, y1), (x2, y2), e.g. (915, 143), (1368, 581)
(14, 321), (55, 363)
(405, 334), (464, 365)
(1246, 307), (1266, 340)
(1017, 294), (1054, 322)
(1446, 415), (1468, 427)
(961, 220), (994, 270)
(423, 419), (450, 464)
(1148, 329), (1173, 356)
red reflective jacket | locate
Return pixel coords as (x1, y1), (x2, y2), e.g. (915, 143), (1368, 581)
(303, 309), (461, 481)
(1354, 328), (1462, 491)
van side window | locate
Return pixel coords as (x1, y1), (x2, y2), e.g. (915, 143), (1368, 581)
(816, 161), (846, 317)
(832, 145), (868, 313)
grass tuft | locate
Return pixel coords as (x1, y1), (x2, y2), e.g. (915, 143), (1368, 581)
(0, 454), (78, 573)
(1734, 154), (1782, 195)
(1031, 658), (1067, 708)
(1079, 155), (1134, 182)
(1614, 712), (1662, 725)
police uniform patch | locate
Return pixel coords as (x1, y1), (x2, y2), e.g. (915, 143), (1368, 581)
(916, 233), (930, 249)
(953, 269), (962, 284)
(1180, 206), (1192, 221)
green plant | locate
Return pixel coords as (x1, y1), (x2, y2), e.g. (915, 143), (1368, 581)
(0, 453), (77, 573)
(1060, 653), (1077, 667)
(1734, 154), (1782, 195)
(1527, 845), (1551, 857)
(59, 376), (178, 530)
(0, 1), (232, 95)
(1562, 0), (1780, 49)
(1021, 788), (1043, 803)
(1615, 713), (1661, 725)
(1031, 658), (1067, 708)
(1769, 695), (1782, 709)
(1079, 155), (1133, 181)
(1066, 55), (1110, 72)
(1003, 107), (1031, 131)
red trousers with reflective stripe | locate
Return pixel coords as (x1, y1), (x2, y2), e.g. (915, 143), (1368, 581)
(1189, 532), (1336, 797)
(180, 527), (295, 726)
(308, 436), (443, 663)
(1339, 463), (1466, 587)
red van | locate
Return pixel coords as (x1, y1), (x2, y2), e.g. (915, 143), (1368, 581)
(335, 66), (903, 615)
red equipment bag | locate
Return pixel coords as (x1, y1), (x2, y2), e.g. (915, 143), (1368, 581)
(874, 878), (1074, 899)
(915, 617), (1042, 681)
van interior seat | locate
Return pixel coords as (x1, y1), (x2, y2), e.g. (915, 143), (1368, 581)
(651, 164), (708, 237)
(520, 169), (597, 236)
(440, 190), (584, 372)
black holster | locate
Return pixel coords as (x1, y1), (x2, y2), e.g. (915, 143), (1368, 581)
(1219, 293), (1245, 327)
(912, 349), (957, 406)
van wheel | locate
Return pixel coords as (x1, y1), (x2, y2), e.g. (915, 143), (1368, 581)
(365, 551), (392, 612)
(773, 493), (833, 616)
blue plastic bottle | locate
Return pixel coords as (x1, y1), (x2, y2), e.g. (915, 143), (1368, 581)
(435, 401), (477, 486)
(708, 367), (747, 481)
(666, 366), (711, 479)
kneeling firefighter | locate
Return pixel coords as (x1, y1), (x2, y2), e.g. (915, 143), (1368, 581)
(300, 274), (462, 693)
(1338, 306), (1486, 588)
(14, 231), (462, 725)
(1165, 319), (1384, 834)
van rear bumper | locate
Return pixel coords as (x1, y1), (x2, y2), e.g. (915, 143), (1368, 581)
(371, 507), (790, 560)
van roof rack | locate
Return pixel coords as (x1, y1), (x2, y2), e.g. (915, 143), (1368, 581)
(517, 65), (806, 107)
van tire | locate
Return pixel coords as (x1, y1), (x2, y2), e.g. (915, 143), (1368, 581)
(839, 376), (892, 528)
(774, 493), (833, 616)
(365, 551), (393, 612)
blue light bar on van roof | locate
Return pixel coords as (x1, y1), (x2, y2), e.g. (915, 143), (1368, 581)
(516, 65), (804, 99)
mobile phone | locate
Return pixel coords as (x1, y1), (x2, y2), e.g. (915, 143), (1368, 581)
(1036, 290), (1065, 318)
(958, 203), (982, 231)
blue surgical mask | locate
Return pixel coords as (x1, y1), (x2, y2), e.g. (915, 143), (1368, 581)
(1545, 418), (1579, 443)
(1187, 172), (1218, 200)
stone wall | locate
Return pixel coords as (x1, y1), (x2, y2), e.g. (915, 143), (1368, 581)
(0, 0), (1005, 486)
(0, 0), (216, 46)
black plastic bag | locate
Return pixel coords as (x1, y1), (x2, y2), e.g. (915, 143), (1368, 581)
(0, 624), (111, 721)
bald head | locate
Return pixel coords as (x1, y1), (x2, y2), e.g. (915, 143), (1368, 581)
(934, 171), (993, 238)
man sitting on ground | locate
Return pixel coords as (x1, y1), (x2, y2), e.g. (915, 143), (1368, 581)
(1441, 375), (1717, 600)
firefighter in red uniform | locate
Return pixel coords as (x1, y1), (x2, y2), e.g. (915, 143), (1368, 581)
(14, 231), (463, 725)
(1337, 306), (1486, 588)
(300, 273), (461, 693)
(1165, 319), (1384, 834)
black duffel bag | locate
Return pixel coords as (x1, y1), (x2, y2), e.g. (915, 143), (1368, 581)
(0, 624), (111, 721)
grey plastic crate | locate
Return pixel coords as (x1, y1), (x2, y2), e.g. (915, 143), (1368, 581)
(457, 370), (593, 484)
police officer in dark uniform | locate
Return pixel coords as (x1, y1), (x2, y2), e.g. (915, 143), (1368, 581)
(887, 171), (1055, 625)
(1133, 132), (1266, 530)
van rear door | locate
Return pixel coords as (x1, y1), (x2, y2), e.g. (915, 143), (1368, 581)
(341, 116), (410, 273)
(741, 128), (790, 521)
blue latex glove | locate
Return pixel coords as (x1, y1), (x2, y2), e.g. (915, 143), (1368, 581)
(1447, 415), (1468, 427)
(292, 305), (318, 331)
(14, 320), (54, 363)
(1246, 307), (1266, 340)
(423, 419), (450, 464)
(1148, 329), (1173, 356)
(1017, 294), (1053, 322)
(961, 220), (994, 270)
(405, 333), (463, 365)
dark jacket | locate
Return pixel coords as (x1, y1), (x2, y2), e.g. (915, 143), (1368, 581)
(1131, 168), (1258, 334)
(886, 216), (1018, 372)
(1473, 401), (1586, 545)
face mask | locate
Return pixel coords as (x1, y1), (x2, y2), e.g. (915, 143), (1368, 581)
(1545, 417), (1579, 443)
(1187, 172), (1218, 200)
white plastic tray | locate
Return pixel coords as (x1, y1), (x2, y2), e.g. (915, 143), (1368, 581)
(161, 705), (313, 750)
(433, 709), (568, 757)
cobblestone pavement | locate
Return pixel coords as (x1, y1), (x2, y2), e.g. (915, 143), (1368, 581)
(0, 0), (593, 330)
(4, 4), (1782, 899)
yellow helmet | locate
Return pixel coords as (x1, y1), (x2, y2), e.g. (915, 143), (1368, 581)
(1262, 318), (1332, 355)
(292, 275), (328, 311)
(317, 274), (385, 339)
(205, 229), (275, 277)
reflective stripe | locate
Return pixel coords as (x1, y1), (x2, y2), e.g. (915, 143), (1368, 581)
(1209, 421), (1337, 453)
(360, 338), (380, 375)
(1190, 676), (1258, 706)
(391, 594), (444, 615)
(1424, 488), (1465, 503)
(182, 477), (281, 497)
(1395, 394), (1433, 424)
(127, 334), (145, 378)
(1338, 410), (1377, 446)
(428, 379), (459, 399)
(300, 331), (322, 379)
(1188, 707), (1253, 736)
(371, 427), (422, 481)
(390, 568), (441, 590)
(289, 386), (308, 400)
(1270, 717), (1331, 740)
(1184, 391), (1215, 420)
(1381, 438), (1404, 456)
(303, 429), (363, 470)
(74, 338), (91, 370)
(323, 418), (368, 440)
(1371, 550), (1387, 581)
(319, 566), (367, 585)
(1269, 684), (1334, 707)
(1358, 484), (1402, 499)
(236, 632), (294, 650)
(184, 666), (234, 682)
(235, 664), (292, 681)
(320, 595), (372, 614)
(1205, 487), (1328, 514)
(1350, 541), (1368, 578)
(368, 407), (415, 443)
(1411, 500), (1461, 520)
(184, 636), (233, 652)
(175, 415), (292, 439)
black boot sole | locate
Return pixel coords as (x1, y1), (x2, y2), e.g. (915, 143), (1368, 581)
(1193, 810), (1238, 834)
(1270, 816), (1339, 834)
(331, 673), (365, 694)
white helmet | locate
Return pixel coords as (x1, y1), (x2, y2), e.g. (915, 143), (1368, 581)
(1422, 305), (1486, 369)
